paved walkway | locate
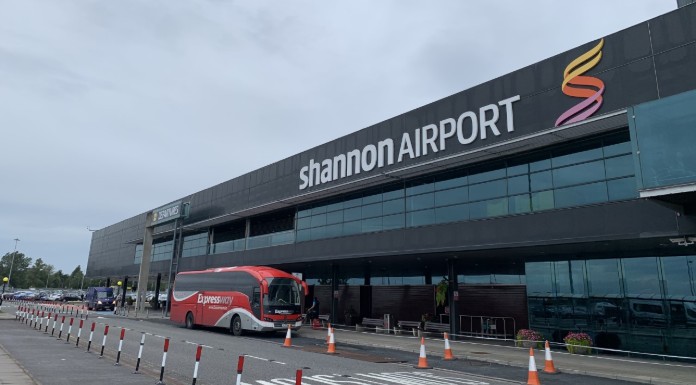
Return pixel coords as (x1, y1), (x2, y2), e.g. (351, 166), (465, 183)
(0, 310), (36, 385)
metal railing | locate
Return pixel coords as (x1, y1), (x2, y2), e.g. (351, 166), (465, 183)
(459, 314), (516, 339)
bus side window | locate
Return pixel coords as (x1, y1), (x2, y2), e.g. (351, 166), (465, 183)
(252, 287), (260, 308)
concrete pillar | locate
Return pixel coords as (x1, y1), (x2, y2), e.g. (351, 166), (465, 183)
(136, 212), (154, 313)
(447, 259), (459, 336)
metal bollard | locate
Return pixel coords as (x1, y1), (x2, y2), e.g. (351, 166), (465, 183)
(86, 322), (96, 352)
(235, 355), (245, 385)
(66, 318), (74, 343)
(99, 325), (109, 358)
(191, 345), (202, 385)
(115, 328), (125, 366)
(157, 338), (170, 385)
(133, 333), (146, 374)
(75, 319), (84, 347)
(58, 316), (65, 339)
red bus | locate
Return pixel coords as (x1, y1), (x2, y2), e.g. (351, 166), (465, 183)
(171, 266), (308, 335)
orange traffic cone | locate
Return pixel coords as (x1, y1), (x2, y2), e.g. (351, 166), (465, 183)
(326, 328), (337, 354)
(443, 332), (457, 361)
(414, 337), (432, 369)
(326, 323), (331, 344)
(527, 347), (541, 385)
(282, 324), (292, 347)
(543, 340), (557, 374)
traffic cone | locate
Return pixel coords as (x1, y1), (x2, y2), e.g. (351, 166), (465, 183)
(527, 347), (541, 385)
(326, 329), (337, 354)
(543, 340), (557, 374)
(326, 323), (331, 344)
(282, 325), (292, 347)
(414, 337), (432, 369)
(443, 332), (457, 361)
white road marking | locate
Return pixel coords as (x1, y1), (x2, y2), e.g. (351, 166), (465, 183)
(254, 371), (490, 385)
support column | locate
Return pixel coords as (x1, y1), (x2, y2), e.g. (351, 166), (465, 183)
(447, 259), (459, 336)
(136, 212), (154, 314)
(331, 264), (338, 325)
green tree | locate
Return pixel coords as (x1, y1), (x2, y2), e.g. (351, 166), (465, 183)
(69, 265), (84, 289)
(0, 252), (32, 289)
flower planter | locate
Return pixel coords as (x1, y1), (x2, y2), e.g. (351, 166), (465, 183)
(517, 340), (542, 349)
(566, 345), (592, 355)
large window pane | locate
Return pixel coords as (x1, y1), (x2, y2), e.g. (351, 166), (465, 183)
(508, 175), (529, 195)
(297, 216), (311, 230)
(469, 179), (506, 201)
(507, 163), (528, 176)
(382, 198), (404, 215)
(382, 214), (404, 230)
(604, 141), (632, 157)
(553, 160), (605, 188)
(435, 203), (468, 223)
(343, 221), (361, 236)
(607, 177), (637, 200)
(435, 174), (468, 190)
(552, 146), (603, 168)
(530, 171), (553, 191)
(310, 213), (326, 227)
(469, 167), (506, 184)
(406, 179), (434, 196)
(434, 186), (468, 206)
(605, 155), (634, 179)
(326, 210), (343, 224)
(526, 262), (554, 295)
(587, 259), (621, 295)
(361, 217), (382, 233)
(531, 190), (554, 211)
(623, 257), (661, 296)
(406, 193), (434, 211)
(555, 260), (586, 296)
(362, 202), (382, 219)
(406, 209), (435, 227)
(661, 256), (696, 297)
(344, 206), (361, 222)
(470, 197), (507, 219)
(554, 182), (608, 208)
(509, 194), (531, 214)
(324, 223), (343, 238)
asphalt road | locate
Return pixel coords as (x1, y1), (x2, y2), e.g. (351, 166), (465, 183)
(1, 304), (643, 385)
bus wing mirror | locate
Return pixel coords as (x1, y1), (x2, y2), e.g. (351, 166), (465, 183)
(301, 281), (308, 296)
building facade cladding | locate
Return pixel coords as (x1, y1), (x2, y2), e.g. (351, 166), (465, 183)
(87, 6), (696, 356)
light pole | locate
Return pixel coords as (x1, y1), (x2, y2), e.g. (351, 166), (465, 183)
(7, 238), (20, 288)
(1, 277), (7, 305)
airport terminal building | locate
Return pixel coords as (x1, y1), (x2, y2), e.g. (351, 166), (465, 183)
(88, 5), (696, 357)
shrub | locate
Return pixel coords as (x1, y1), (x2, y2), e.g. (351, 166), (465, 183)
(564, 332), (593, 354)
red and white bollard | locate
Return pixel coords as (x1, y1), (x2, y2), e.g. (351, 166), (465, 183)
(191, 345), (203, 385)
(75, 319), (84, 347)
(115, 328), (126, 366)
(44, 312), (51, 333)
(39, 311), (45, 331)
(51, 314), (58, 336)
(295, 369), (302, 385)
(133, 333), (146, 374)
(87, 322), (96, 352)
(66, 317), (74, 343)
(157, 338), (170, 385)
(99, 325), (109, 358)
(57, 316), (66, 339)
(235, 355), (245, 385)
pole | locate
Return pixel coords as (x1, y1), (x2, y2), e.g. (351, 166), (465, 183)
(8, 238), (20, 289)
(133, 333), (146, 374)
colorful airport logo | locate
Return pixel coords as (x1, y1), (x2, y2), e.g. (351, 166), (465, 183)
(555, 39), (605, 127)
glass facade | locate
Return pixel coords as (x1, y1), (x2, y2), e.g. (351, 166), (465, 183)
(134, 240), (174, 264)
(630, 89), (696, 190)
(526, 255), (696, 357)
(181, 233), (208, 258)
(297, 131), (636, 242)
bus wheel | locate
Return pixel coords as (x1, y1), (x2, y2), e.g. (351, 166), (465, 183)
(185, 312), (195, 329)
(231, 315), (243, 336)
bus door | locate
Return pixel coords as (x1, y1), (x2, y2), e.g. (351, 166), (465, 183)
(196, 292), (206, 325)
(251, 287), (261, 320)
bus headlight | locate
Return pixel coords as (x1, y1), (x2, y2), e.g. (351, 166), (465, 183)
(97, 301), (102, 304)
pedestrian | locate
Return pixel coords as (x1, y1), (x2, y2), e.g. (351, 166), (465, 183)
(307, 296), (319, 323)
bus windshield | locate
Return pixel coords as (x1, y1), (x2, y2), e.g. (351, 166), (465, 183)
(265, 278), (301, 307)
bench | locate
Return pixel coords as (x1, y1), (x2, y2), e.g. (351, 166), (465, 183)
(359, 317), (384, 332)
(424, 321), (450, 335)
(396, 320), (422, 336)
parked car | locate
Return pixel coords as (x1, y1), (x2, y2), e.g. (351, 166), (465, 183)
(61, 291), (82, 302)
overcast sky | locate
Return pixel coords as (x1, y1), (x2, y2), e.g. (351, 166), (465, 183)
(0, 0), (676, 274)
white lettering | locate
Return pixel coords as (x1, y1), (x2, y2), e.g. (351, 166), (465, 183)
(479, 103), (500, 140)
(196, 294), (233, 306)
(297, 95), (521, 190)
(421, 124), (438, 156)
(457, 111), (478, 144)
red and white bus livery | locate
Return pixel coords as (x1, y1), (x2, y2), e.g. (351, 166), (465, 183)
(170, 266), (307, 335)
